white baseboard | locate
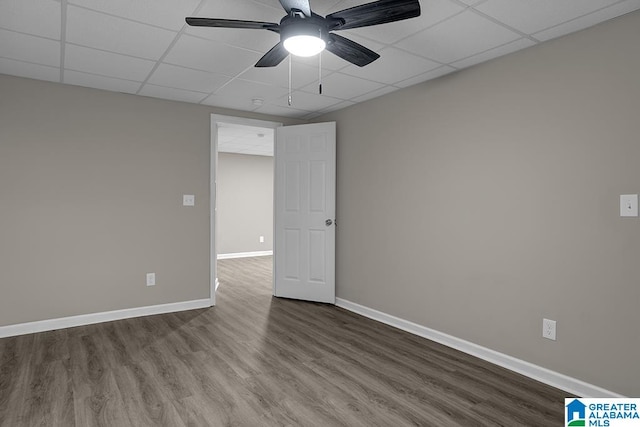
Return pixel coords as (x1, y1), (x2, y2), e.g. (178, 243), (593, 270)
(217, 250), (273, 260)
(335, 298), (624, 398)
(0, 298), (212, 339)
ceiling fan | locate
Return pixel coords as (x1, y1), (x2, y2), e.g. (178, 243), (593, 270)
(185, 0), (421, 68)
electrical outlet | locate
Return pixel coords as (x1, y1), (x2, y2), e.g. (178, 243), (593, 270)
(543, 318), (556, 340)
(146, 273), (156, 287)
(259, 235), (265, 243)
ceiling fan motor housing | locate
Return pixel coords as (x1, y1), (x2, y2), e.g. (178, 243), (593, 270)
(279, 13), (328, 44)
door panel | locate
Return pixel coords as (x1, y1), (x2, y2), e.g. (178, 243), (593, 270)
(274, 122), (336, 304)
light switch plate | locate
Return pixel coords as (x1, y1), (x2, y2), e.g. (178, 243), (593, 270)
(183, 194), (195, 206)
(620, 194), (638, 217)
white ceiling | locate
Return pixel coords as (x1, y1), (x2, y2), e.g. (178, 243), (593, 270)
(2, 0), (640, 120)
(217, 123), (274, 156)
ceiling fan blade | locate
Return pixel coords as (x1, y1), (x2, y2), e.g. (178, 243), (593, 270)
(186, 17), (279, 31)
(255, 42), (289, 67)
(326, 0), (420, 30)
(326, 33), (380, 67)
(278, 0), (311, 17)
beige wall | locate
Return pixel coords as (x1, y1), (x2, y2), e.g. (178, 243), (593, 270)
(0, 75), (297, 327)
(217, 153), (273, 254)
(319, 11), (640, 396)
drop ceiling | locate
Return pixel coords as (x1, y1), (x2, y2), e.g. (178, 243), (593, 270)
(2, 0), (639, 120)
(217, 123), (274, 156)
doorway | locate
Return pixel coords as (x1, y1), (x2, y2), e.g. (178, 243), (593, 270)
(210, 115), (282, 305)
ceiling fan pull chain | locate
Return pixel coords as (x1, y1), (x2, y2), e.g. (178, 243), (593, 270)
(319, 50), (322, 95)
(288, 54), (292, 106)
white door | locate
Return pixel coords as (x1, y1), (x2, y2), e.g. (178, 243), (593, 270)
(274, 122), (336, 303)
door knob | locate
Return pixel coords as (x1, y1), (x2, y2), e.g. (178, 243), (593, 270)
(325, 219), (333, 226)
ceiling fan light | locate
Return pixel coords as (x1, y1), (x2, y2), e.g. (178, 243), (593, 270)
(283, 35), (326, 57)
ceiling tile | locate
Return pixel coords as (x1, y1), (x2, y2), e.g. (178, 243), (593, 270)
(204, 79), (289, 110)
(217, 123), (275, 158)
(163, 34), (261, 76)
(309, 0), (348, 16)
(65, 44), (156, 81)
(0, 57), (60, 82)
(197, 0), (283, 22)
(396, 10), (521, 63)
(0, 0), (61, 39)
(303, 112), (324, 120)
(533, 0), (640, 41)
(316, 100), (356, 115)
(219, 124), (274, 139)
(334, 31), (386, 52)
(147, 63), (229, 92)
(66, 5), (177, 60)
(333, 0), (465, 44)
(139, 84), (208, 103)
(215, 78), (289, 100)
(0, 29), (60, 67)
(67, 0), (200, 31)
(301, 72), (385, 100)
(218, 128), (274, 156)
(247, 0), (289, 13)
(394, 65), (457, 88)
(450, 37), (535, 69)
(186, 26), (281, 54)
(351, 86), (399, 103)
(202, 93), (262, 112)
(64, 70), (141, 93)
(340, 47), (441, 84)
(475, 0), (620, 35)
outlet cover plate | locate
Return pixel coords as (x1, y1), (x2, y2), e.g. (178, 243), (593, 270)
(146, 273), (156, 287)
(543, 318), (556, 340)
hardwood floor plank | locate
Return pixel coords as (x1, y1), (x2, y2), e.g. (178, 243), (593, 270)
(69, 330), (131, 427)
(0, 335), (35, 427)
(111, 361), (186, 427)
(142, 343), (193, 401)
(18, 333), (74, 427)
(177, 351), (274, 425)
(21, 360), (74, 427)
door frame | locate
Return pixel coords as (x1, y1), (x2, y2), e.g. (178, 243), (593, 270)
(210, 114), (282, 305)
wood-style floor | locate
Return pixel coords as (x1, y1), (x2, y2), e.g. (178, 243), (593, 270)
(0, 256), (567, 426)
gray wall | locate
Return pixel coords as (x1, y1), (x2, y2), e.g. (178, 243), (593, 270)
(217, 153), (273, 255)
(318, 11), (640, 396)
(0, 75), (297, 327)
